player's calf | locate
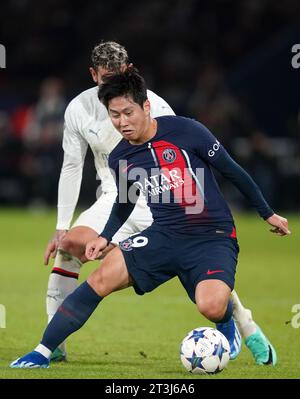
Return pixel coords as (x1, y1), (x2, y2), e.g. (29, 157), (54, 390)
(11, 281), (104, 369)
(47, 248), (82, 361)
(46, 226), (99, 361)
(195, 280), (241, 360)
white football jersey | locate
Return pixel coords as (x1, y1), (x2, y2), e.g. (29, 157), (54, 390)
(57, 86), (175, 229)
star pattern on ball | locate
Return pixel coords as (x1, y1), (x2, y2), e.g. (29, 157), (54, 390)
(192, 329), (206, 343)
(180, 328), (230, 374)
(187, 350), (205, 371)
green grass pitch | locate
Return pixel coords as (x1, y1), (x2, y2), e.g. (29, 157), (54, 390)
(0, 209), (299, 379)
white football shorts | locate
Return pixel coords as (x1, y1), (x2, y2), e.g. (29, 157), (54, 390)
(72, 192), (153, 245)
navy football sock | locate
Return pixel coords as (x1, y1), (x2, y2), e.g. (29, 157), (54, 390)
(217, 299), (233, 324)
(41, 281), (102, 352)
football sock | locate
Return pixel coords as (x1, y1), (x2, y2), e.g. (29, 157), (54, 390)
(217, 300), (233, 323)
(46, 249), (82, 351)
(40, 281), (102, 354)
(231, 290), (257, 338)
(34, 344), (52, 359)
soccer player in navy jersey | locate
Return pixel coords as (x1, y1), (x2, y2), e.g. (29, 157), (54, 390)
(10, 69), (290, 369)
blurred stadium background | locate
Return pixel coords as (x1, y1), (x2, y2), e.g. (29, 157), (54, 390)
(0, 0), (300, 379)
(0, 0), (299, 211)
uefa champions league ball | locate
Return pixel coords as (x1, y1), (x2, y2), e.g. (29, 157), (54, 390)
(180, 327), (230, 374)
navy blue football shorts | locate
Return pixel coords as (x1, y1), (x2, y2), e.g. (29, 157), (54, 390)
(119, 223), (239, 303)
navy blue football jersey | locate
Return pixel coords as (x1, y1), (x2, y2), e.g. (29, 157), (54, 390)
(108, 116), (240, 234)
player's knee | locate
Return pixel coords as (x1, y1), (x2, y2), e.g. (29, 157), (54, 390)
(60, 235), (75, 253)
(87, 269), (112, 298)
(197, 297), (226, 322)
(60, 235), (84, 259)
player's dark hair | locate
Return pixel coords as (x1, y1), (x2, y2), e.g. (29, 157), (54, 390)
(91, 41), (129, 71)
(98, 67), (148, 109)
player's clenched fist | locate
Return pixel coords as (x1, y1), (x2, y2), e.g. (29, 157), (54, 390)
(266, 213), (291, 236)
(85, 236), (109, 260)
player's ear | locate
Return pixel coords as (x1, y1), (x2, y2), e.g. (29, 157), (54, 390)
(89, 67), (98, 84)
(143, 99), (150, 115)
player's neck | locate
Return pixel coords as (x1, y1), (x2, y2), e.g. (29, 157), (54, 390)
(129, 118), (157, 145)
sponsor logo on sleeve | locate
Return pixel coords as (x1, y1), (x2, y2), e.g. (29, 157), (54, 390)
(208, 140), (220, 157)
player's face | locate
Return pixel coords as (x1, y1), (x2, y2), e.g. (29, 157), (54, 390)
(108, 96), (152, 144)
(90, 64), (130, 85)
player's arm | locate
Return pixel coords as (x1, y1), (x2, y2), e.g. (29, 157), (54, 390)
(85, 169), (140, 260)
(188, 118), (290, 236)
(44, 102), (88, 265)
(212, 152), (291, 236)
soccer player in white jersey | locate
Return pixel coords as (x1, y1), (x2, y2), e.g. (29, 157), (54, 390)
(44, 41), (276, 365)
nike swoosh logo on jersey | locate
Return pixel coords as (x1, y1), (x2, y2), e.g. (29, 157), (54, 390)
(206, 269), (225, 275)
(121, 163), (134, 173)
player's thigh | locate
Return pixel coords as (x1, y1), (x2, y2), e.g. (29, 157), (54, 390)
(178, 236), (238, 304)
(118, 225), (176, 296)
(87, 247), (132, 297)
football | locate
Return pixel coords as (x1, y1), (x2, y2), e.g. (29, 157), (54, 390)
(180, 327), (230, 374)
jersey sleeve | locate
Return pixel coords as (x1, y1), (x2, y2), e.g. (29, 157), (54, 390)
(62, 100), (89, 160)
(212, 151), (274, 219)
(100, 156), (140, 242)
(147, 90), (175, 118)
(185, 118), (226, 164)
(56, 101), (88, 230)
(185, 117), (274, 219)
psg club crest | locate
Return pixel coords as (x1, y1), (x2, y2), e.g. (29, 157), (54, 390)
(162, 148), (177, 163)
(120, 238), (133, 251)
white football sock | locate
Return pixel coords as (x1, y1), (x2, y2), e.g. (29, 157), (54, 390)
(231, 290), (257, 338)
(46, 249), (82, 352)
(35, 344), (52, 359)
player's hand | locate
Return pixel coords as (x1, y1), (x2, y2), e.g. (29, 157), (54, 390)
(44, 230), (68, 265)
(85, 236), (108, 260)
(266, 214), (291, 236)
